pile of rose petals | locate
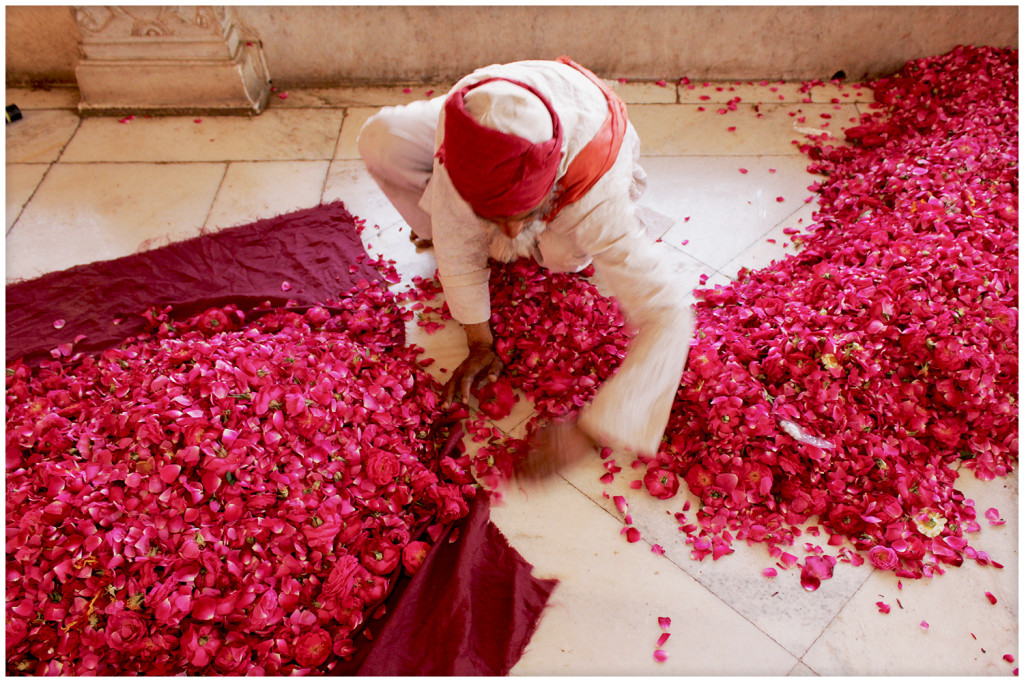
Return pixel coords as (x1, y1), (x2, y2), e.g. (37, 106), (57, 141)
(5, 279), (476, 675)
(664, 44), (1017, 577)
(467, 45), (1018, 581)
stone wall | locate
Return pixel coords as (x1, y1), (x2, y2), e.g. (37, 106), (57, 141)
(6, 5), (1018, 86)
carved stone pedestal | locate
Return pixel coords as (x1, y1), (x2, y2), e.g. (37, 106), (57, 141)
(74, 6), (271, 116)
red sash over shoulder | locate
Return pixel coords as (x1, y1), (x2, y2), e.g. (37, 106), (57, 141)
(544, 56), (629, 221)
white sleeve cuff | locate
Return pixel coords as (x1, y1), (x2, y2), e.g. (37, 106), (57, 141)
(438, 277), (492, 325)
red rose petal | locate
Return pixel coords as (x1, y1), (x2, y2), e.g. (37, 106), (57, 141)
(192, 596), (218, 620)
(159, 464), (181, 484)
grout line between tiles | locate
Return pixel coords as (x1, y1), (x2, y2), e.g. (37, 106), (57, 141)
(7, 113), (86, 236)
(557, 472), (808, 663)
(202, 162), (233, 231)
(319, 159), (336, 206)
(6, 162), (53, 237)
(332, 108), (351, 161)
(793, 562), (878, 671)
(52, 115), (84, 165)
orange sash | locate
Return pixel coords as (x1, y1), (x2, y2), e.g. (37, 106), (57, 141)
(545, 56), (629, 221)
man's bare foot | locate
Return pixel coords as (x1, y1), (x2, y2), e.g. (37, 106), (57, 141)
(408, 230), (433, 249)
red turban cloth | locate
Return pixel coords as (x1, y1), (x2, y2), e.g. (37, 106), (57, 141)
(437, 77), (563, 219)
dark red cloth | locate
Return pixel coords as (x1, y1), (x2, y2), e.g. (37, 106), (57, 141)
(545, 56), (629, 221)
(4, 201), (557, 675)
(438, 77), (563, 219)
(346, 496), (558, 676)
(5, 202), (383, 367)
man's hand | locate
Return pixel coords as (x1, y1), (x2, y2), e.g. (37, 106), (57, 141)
(442, 321), (504, 407)
(515, 419), (597, 481)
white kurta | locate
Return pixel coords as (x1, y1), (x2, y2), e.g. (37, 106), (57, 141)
(366, 60), (696, 456)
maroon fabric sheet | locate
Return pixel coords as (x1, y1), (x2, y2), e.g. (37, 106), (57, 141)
(6, 202), (384, 366)
(356, 496), (557, 676)
(4, 202), (557, 674)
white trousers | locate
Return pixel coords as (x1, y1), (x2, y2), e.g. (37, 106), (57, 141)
(357, 97), (446, 241)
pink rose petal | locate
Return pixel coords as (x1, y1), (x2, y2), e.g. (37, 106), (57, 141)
(985, 507), (1005, 525)
(653, 649), (668, 663)
(658, 616), (671, 630)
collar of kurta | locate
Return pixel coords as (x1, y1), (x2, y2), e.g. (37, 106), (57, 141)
(437, 57), (629, 222)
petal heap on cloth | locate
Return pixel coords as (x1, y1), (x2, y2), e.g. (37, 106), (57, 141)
(6, 204), (384, 367)
(5, 202), (556, 676)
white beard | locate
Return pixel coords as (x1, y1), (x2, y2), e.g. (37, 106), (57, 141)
(487, 219), (546, 263)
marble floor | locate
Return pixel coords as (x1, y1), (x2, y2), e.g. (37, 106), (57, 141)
(5, 80), (1018, 676)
